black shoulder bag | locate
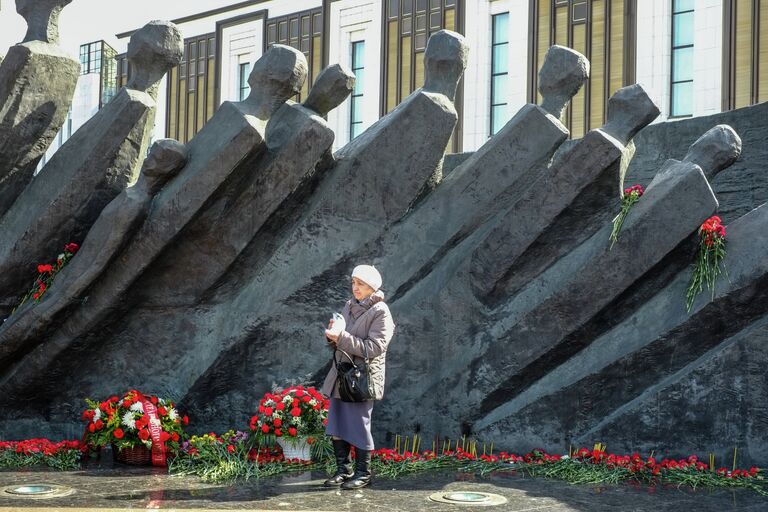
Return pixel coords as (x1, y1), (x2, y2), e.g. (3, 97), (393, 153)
(334, 344), (375, 402)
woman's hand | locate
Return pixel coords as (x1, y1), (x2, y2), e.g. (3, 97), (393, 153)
(325, 329), (339, 344)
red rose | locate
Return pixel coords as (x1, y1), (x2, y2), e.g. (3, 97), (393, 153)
(290, 408), (301, 417)
(182, 415), (189, 425)
(288, 427), (297, 437)
(94, 419), (103, 430)
(64, 243), (79, 254)
(122, 399), (132, 408)
(157, 407), (167, 416)
(150, 396), (158, 404)
(88, 423), (95, 433)
(138, 429), (150, 441)
(37, 264), (53, 273)
(171, 432), (180, 442)
(249, 416), (258, 430)
(160, 431), (171, 442)
(227, 445), (235, 453)
(113, 428), (124, 439)
(273, 418), (282, 427)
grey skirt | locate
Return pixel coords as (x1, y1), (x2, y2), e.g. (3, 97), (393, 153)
(325, 397), (374, 450)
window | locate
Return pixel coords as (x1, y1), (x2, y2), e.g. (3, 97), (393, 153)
(350, 41), (365, 140)
(490, 13), (509, 135)
(239, 62), (251, 101)
(671, 0), (694, 117)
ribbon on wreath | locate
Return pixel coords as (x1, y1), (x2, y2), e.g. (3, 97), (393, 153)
(142, 400), (167, 466)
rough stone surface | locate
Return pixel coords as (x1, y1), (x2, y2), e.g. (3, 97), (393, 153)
(16, 0), (71, 44)
(423, 29), (468, 102)
(0, 42), (79, 217)
(470, 84), (659, 299)
(302, 63), (355, 117)
(1, 34), (768, 469)
(538, 45), (590, 119)
(0, 139), (187, 371)
(0, 45), (307, 393)
(0, 21), (183, 315)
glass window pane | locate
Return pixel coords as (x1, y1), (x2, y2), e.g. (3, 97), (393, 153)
(492, 104), (509, 134)
(353, 69), (365, 95)
(351, 99), (363, 123)
(493, 13), (509, 44)
(671, 81), (693, 116)
(492, 44), (508, 74)
(673, 12), (694, 47)
(674, 0), (694, 12)
(351, 122), (364, 139)
(402, 0), (412, 15)
(389, 0), (400, 17)
(492, 74), (509, 105)
(672, 47), (693, 82)
(430, 0), (440, 9)
(353, 42), (365, 68)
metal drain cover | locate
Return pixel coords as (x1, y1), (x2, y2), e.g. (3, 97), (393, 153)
(444, 492), (491, 502)
(429, 490), (508, 506)
(2, 484), (74, 499)
(7, 485), (55, 495)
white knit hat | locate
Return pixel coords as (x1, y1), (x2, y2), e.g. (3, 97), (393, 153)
(351, 265), (383, 291)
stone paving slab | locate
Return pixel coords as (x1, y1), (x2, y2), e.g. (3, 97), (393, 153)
(0, 464), (767, 511)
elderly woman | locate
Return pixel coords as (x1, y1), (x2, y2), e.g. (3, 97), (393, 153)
(321, 265), (395, 489)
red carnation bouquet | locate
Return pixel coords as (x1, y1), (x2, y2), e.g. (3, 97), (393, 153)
(81, 390), (188, 465)
(12, 242), (79, 314)
(609, 184), (644, 248)
(686, 215), (727, 311)
(249, 386), (329, 439)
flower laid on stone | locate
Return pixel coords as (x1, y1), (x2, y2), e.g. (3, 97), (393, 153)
(609, 184), (644, 248)
(249, 386), (329, 439)
(686, 215), (727, 311)
(81, 390), (188, 464)
(11, 241), (79, 314)
(0, 438), (84, 470)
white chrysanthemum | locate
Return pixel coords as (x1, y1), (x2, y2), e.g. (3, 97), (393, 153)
(122, 412), (137, 430)
(265, 398), (275, 406)
(93, 408), (102, 421)
(282, 395), (293, 404)
(168, 408), (179, 421)
(130, 402), (144, 412)
(309, 399), (317, 406)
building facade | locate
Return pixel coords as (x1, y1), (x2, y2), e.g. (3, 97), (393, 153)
(49, 0), (768, 158)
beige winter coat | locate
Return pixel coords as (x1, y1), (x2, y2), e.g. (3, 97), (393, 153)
(321, 291), (395, 400)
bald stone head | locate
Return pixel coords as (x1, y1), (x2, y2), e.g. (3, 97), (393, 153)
(601, 84), (660, 145)
(142, 139), (188, 194)
(126, 21), (184, 94)
(423, 30), (468, 102)
(303, 64), (356, 117)
(538, 45), (589, 119)
(683, 125), (742, 180)
(16, 0), (72, 44)
(244, 44), (308, 120)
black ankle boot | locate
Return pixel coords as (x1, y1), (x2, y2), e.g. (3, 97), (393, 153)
(341, 449), (372, 489)
(323, 439), (354, 487)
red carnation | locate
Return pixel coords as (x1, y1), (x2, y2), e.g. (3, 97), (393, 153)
(113, 428), (124, 439)
(88, 423), (95, 433)
(276, 402), (285, 411)
(264, 407), (273, 416)
(150, 396), (158, 404)
(274, 428), (282, 437)
(288, 427), (297, 437)
(249, 416), (258, 430)
(291, 408), (301, 417)
(138, 429), (150, 441)
(160, 431), (171, 442)
(94, 419), (103, 430)
(157, 406), (167, 416)
(273, 418), (282, 427)
(261, 424), (270, 433)
(182, 415), (189, 425)
(227, 445), (235, 453)
(171, 432), (180, 442)
(37, 264), (53, 274)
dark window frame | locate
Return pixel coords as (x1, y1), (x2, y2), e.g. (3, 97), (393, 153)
(350, 40), (366, 141)
(670, 0), (694, 118)
(238, 61), (251, 101)
(490, 12), (510, 136)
